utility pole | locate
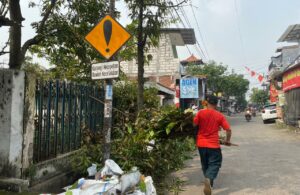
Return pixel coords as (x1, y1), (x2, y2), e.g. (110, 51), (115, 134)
(103, 0), (115, 162)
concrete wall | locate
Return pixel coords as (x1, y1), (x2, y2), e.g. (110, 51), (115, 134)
(0, 69), (25, 178)
(121, 33), (180, 78)
(22, 73), (36, 172)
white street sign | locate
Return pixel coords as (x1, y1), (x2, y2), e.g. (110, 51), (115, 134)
(91, 61), (119, 80)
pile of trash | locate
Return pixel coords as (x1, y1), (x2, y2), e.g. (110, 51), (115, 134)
(58, 159), (156, 195)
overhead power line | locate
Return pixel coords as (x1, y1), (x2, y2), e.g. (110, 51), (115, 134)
(173, 0), (208, 61)
(170, 9), (193, 56)
(190, 3), (210, 60)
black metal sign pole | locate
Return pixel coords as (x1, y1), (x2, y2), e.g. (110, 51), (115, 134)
(103, 0), (115, 162)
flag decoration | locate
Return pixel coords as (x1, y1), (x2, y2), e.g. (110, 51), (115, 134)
(258, 74), (264, 83)
(244, 66), (265, 83)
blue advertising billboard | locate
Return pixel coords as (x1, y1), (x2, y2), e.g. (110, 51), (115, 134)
(180, 78), (199, 98)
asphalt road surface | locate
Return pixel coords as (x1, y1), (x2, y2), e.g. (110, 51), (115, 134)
(173, 114), (300, 195)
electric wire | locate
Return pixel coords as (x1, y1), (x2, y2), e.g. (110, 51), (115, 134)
(173, 2), (207, 60)
(170, 9), (193, 56)
(177, 2), (207, 60)
(190, 3), (210, 60)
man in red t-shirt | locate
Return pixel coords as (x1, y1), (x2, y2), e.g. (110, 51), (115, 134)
(193, 95), (232, 195)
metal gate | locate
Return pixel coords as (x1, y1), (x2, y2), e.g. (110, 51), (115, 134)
(33, 80), (105, 163)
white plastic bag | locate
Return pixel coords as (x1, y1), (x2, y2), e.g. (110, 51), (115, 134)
(87, 163), (97, 176)
(144, 176), (156, 195)
(146, 140), (155, 152)
(120, 171), (141, 193)
(101, 159), (124, 177)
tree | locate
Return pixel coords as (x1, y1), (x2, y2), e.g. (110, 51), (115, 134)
(186, 61), (249, 109)
(222, 73), (249, 97)
(186, 61), (228, 94)
(0, 0), (58, 69)
(124, 0), (187, 111)
(250, 88), (269, 107)
(186, 61), (249, 96)
(0, 0), (109, 75)
(30, 0), (108, 81)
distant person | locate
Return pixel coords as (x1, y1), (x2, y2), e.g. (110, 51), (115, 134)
(192, 104), (199, 115)
(193, 95), (232, 195)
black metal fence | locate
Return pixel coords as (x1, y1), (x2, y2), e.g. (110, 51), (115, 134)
(33, 80), (105, 163)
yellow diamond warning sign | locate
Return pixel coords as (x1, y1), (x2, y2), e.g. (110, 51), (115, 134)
(85, 15), (131, 60)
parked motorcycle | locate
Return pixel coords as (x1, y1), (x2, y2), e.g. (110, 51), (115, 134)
(245, 110), (251, 122)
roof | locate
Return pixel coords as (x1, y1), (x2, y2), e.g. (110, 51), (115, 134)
(182, 54), (202, 62)
(161, 28), (196, 45)
(144, 81), (175, 96)
(275, 45), (298, 52)
(158, 76), (175, 90)
(180, 54), (204, 65)
(278, 24), (300, 42)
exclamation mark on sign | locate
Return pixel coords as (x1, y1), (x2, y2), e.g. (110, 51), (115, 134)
(104, 20), (112, 53)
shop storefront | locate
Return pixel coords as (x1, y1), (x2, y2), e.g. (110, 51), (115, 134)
(283, 65), (300, 126)
(175, 77), (206, 110)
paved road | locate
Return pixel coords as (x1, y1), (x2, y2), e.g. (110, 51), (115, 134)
(173, 114), (300, 195)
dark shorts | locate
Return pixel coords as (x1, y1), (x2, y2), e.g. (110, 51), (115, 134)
(198, 147), (222, 182)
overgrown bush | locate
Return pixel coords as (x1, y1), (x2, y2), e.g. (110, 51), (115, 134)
(71, 80), (196, 193)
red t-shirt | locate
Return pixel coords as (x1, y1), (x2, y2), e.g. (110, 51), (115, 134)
(193, 109), (230, 148)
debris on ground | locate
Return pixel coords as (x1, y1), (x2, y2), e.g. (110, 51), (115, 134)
(55, 159), (156, 195)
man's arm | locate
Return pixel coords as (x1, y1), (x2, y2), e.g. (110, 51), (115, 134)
(225, 129), (232, 144)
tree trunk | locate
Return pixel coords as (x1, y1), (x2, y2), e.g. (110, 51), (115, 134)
(137, 1), (144, 111)
(8, 0), (23, 69)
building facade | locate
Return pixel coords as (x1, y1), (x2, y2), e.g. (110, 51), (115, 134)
(120, 28), (196, 105)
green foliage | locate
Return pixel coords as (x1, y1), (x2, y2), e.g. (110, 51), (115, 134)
(112, 80), (160, 139)
(22, 56), (50, 79)
(71, 106), (195, 188)
(186, 61), (249, 108)
(250, 88), (269, 106)
(71, 80), (195, 193)
(29, 0), (109, 81)
(71, 126), (104, 176)
(186, 61), (227, 94)
(124, 0), (174, 48)
(114, 80), (160, 112)
(134, 106), (194, 139)
(222, 74), (249, 97)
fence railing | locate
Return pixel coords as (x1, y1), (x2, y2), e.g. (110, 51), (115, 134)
(33, 80), (105, 163)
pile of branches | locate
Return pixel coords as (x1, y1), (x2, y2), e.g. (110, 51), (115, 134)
(135, 106), (195, 140)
